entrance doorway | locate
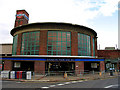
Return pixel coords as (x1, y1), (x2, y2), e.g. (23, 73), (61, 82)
(12, 61), (34, 71)
(45, 62), (75, 75)
(84, 62), (100, 72)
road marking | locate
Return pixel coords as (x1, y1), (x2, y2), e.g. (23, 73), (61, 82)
(49, 85), (56, 87)
(64, 82), (71, 84)
(104, 85), (118, 88)
(57, 83), (65, 86)
(43, 81), (84, 88)
(41, 87), (49, 89)
(78, 81), (83, 83)
(71, 81), (78, 83)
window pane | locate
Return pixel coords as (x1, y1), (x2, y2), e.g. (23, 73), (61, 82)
(21, 31), (40, 55)
(47, 31), (71, 55)
(78, 33), (91, 56)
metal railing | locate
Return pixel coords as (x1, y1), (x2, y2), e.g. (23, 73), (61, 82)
(1, 70), (119, 80)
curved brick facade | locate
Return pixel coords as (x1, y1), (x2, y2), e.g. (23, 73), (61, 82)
(11, 22), (97, 57)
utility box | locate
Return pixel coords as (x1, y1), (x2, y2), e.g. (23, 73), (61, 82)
(1, 71), (10, 79)
(16, 71), (23, 79)
(26, 71), (31, 80)
(10, 71), (15, 79)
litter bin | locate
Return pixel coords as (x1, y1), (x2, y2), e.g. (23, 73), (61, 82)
(26, 71), (31, 80)
(10, 71), (15, 79)
(22, 71), (26, 79)
(110, 68), (113, 76)
(1, 71), (10, 79)
(16, 71), (23, 79)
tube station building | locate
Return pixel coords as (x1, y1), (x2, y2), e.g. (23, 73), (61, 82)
(1, 10), (105, 75)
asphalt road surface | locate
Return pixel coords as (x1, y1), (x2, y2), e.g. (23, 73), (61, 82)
(1, 77), (119, 89)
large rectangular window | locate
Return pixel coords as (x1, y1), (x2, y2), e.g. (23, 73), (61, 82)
(12, 35), (18, 55)
(21, 31), (40, 55)
(93, 38), (95, 56)
(78, 33), (91, 56)
(47, 31), (71, 55)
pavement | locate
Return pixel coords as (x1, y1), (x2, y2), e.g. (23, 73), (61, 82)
(1, 72), (119, 82)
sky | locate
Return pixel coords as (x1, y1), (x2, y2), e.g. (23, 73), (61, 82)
(0, 0), (119, 49)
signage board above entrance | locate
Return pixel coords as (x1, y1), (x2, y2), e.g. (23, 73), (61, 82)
(46, 58), (75, 61)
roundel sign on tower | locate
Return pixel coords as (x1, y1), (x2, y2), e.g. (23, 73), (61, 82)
(16, 11), (29, 20)
(16, 12), (23, 19)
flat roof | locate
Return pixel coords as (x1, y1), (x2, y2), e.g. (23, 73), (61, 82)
(11, 22), (97, 36)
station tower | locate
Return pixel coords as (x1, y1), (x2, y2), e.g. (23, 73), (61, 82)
(14, 10), (29, 27)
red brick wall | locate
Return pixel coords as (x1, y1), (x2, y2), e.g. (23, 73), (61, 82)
(95, 38), (98, 56)
(71, 31), (78, 56)
(100, 61), (105, 72)
(39, 30), (47, 55)
(97, 50), (120, 59)
(75, 61), (84, 75)
(16, 33), (22, 55)
(4, 60), (12, 70)
(34, 61), (45, 74)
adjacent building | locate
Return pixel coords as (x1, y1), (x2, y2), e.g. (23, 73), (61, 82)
(98, 47), (120, 72)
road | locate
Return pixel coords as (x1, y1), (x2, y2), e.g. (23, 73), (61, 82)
(1, 77), (119, 89)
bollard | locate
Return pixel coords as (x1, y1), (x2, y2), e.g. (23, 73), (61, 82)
(99, 72), (102, 76)
(64, 72), (67, 78)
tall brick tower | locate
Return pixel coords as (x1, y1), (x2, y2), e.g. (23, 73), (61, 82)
(14, 10), (29, 27)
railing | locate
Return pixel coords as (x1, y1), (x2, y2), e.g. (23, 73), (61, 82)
(1, 70), (119, 80)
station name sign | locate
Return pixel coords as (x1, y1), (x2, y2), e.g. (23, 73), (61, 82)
(46, 58), (75, 61)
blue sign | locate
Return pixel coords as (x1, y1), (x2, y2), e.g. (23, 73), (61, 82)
(0, 57), (104, 61)
(47, 58), (75, 61)
(16, 14), (29, 20)
(75, 59), (104, 61)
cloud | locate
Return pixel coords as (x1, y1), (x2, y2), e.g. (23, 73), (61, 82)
(0, 0), (118, 49)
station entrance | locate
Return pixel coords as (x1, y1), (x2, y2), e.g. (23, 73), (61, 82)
(12, 61), (34, 71)
(45, 62), (75, 75)
(84, 62), (100, 72)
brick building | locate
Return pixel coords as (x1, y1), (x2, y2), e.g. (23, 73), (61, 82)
(98, 47), (120, 72)
(1, 10), (105, 75)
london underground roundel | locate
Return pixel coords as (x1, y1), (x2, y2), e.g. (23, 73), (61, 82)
(16, 12), (23, 18)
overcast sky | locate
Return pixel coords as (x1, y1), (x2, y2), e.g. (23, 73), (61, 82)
(0, 0), (119, 49)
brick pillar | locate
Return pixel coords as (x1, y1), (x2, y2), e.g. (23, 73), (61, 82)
(16, 33), (22, 55)
(39, 30), (47, 55)
(117, 62), (119, 71)
(75, 61), (84, 75)
(91, 36), (93, 56)
(95, 38), (98, 56)
(4, 60), (12, 70)
(71, 31), (78, 56)
(100, 61), (105, 72)
(34, 61), (45, 74)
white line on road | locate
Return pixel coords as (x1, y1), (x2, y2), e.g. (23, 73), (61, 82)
(78, 81), (83, 83)
(41, 87), (49, 89)
(41, 81), (84, 88)
(71, 81), (78, 83)
(104, 84), (118, 88)
(49, 85), (56, 87)
(64, 82), (71, 84)
(57, 83), (65, 86)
